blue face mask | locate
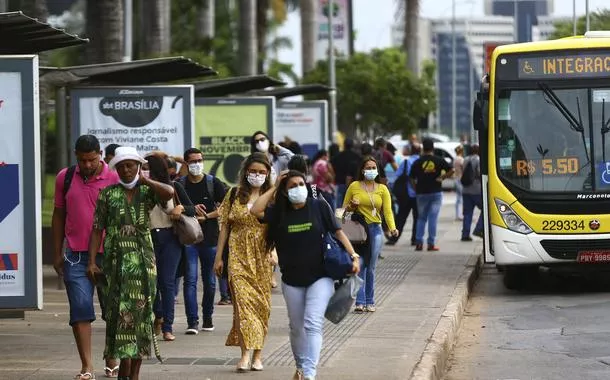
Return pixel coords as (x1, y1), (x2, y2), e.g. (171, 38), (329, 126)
(364, 169), (378, 181)
(287, 185), (308, 204)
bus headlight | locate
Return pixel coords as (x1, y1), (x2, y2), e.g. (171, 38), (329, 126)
(494, 199), (532, 234)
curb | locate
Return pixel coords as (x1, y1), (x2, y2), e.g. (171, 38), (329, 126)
(409, 250), (483, 380)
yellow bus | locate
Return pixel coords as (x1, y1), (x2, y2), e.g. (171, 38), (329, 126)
(474, 32), (610, 289)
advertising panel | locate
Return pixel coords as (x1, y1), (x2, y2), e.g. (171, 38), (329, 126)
(0, 56), (42, 309)
(70, 86), (194, 158)
(275, 101), (328, 158)
(195, 97), (275, 186)
(315, 0), (351, 61)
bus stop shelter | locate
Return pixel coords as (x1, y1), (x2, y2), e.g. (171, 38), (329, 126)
(194, 75), (285, 97)
(0, 11), (88, 53)
(245, 83), (333, 99)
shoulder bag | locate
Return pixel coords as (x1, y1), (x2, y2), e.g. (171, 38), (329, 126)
(172, 183), (204, 245)
(312, 200), (354, 280)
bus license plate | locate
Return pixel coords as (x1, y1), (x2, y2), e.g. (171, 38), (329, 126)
(577, 251), (610, 263)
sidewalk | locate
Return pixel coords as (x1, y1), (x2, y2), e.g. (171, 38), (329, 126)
(0, 193), (482, 380)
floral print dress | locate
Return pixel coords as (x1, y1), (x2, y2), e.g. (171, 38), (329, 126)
(93, 184), (161, 361)
(218, 189), (272, 350)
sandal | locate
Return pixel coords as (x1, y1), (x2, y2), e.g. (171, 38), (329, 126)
(104, 365), (119, 378)
(74, 372), (95, 380)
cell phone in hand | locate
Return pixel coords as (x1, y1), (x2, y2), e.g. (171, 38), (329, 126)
(94, 272), (108, 287)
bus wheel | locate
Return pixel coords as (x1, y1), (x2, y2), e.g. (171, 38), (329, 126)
(503, 265), (538, 290)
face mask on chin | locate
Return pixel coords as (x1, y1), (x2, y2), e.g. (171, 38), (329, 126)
(119, 173), (140, 189)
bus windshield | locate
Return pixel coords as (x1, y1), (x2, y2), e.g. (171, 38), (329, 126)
(496, 86), (610, 192)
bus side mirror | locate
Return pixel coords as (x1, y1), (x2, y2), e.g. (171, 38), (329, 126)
(473, 97), (485, 131)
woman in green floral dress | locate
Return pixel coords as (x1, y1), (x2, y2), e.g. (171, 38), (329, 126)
(87, 147), (174, 380)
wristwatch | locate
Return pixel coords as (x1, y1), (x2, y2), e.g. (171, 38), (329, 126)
(350, 253), (360, 260)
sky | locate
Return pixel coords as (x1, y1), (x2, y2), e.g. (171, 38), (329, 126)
(277, 0), (608, 79)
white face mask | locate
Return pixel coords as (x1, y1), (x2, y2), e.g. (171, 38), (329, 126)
(119, 173), (140, 189)
(256, 139), (270, 153)
(287, 185), (308, 204)
(364, 169), (378, 181)
(247, 173), (267, 188)
(188, 162), (204, 176)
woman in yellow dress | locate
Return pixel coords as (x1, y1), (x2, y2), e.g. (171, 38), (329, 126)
(214, 152), (275, 372)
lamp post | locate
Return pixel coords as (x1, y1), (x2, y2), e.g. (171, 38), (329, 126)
(328, 0), (338, 144)
(451, 0), (456, 141)
(573, 0), (577, 36)
(123, 0), (133, 62)
(586, 0), (590, 32)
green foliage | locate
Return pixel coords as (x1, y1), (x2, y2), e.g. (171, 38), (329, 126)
(302, 48), (437, 136)
(551, 9), (610, 39)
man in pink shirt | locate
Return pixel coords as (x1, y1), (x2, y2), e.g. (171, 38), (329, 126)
(52, 135), (120, 380)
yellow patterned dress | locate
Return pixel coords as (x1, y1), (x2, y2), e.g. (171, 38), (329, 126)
(219, 189), (272, 350)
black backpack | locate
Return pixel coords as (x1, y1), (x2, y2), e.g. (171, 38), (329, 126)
(392, 160), (409, 203)
(63, 165), (77, 201)
(460, 158), (475, 187)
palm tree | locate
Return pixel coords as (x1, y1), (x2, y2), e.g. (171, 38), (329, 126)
(86, 0), (124, 64)
(300, 0), (316, 75)
(197, 0), (215, 53)
(256, 0), (299, 73)
(19, 0), (49, 178)
(140, 0), (171, 57)
(400, 0), (419, 74)
(239, 0), (257, 75)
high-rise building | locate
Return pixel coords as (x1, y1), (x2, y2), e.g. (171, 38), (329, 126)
(484, 0), (554, 42)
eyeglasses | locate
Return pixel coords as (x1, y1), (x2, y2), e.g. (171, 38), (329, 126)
(247, 169), (268, 176)
(255, 137), (267, 143)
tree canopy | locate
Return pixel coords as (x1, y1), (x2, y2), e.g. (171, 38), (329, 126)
(302, 48), (436, 137)
(551, 9), (610, 39)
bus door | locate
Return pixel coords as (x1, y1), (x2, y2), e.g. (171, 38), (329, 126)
(473, 89), (495, 263)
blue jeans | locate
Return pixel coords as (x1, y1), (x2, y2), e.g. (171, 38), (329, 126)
(415, 192), (443, 246)
(356, 224), (383, 306)
(184, 243), (217, 325)
(151, 228), (182, 333)
(282, 277), (334, 378)
(63, 250), (104, 326)
(335, 184), (348, 209)
(462, 193), (484, 238)
(455, 181), (463, 219)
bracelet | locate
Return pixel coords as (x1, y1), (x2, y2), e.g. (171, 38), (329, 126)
(350, 253), (360, 260)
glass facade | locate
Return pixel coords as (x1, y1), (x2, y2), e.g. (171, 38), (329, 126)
(491, 0), (550, 43)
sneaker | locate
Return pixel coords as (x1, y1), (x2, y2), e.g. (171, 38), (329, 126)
(185, 324), (199, 335)
(415, 244), (423, 251)
(473, 230), (484, 238)
(427, 245), (440, 251)
(218, 298), (232, 305)
(354, 305), (365, 313)
(461, 236), (473, 242)
(201, 317), (215, 331)
(365, 305), (376, 312)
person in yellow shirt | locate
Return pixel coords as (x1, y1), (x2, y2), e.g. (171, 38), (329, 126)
(343, 156), (398, 313)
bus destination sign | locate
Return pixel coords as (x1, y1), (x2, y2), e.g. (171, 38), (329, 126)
(518, 54), (610, 79)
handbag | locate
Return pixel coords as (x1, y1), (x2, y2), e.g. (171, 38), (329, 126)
(335, 208), (368, 244)
(325, 275), (363, 324)
(313, 201), (354, 280)
(172, 184), (204, 245)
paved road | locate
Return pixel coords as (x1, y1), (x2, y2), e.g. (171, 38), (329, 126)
(445, 265), (610, 380)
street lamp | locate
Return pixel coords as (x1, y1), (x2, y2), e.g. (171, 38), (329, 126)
(328, 0), (338, 144)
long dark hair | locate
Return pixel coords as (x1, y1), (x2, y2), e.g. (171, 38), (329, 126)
(356, 155), (382, 183)
(146, 154), (170, 184)
(250, 130), (279, 157)
(312, 149), (328, 164)
(266, 170), (307, 249)
(236, 152), (273, 204)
